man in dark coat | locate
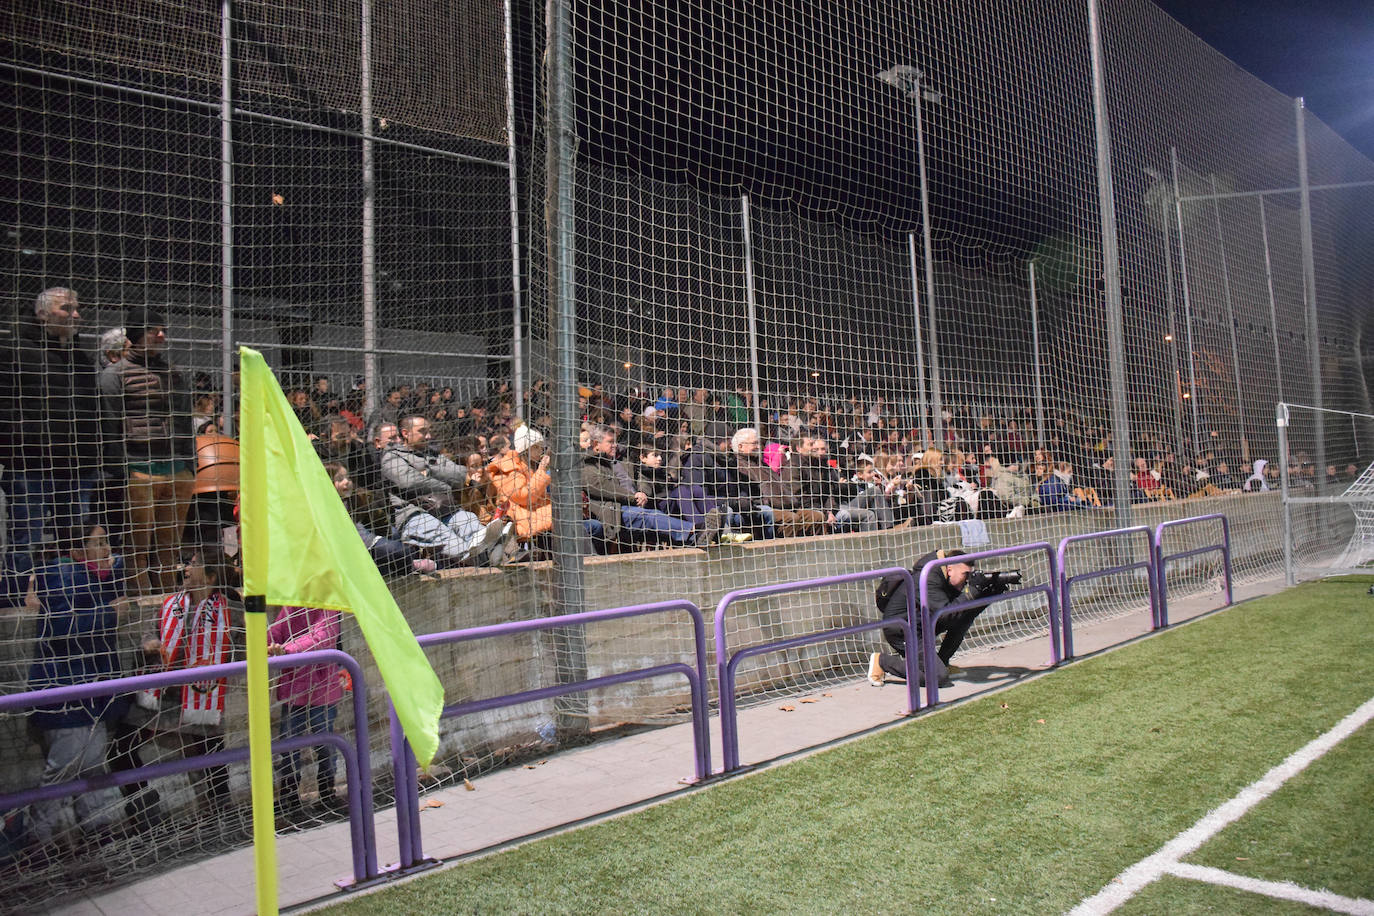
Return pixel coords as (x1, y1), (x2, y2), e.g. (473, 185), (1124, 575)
(0, 288), (105, 599)
(868, 548), (983, 687)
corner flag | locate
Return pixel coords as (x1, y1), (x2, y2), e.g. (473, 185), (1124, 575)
(238, 347), (444, 764)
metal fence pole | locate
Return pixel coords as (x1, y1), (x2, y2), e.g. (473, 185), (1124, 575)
(1294, 97), (1326, 494)
(740, 194), (763, 432)
(1087, 0), (1133, 525)
(912, 75), (944, 448)
(1277, 401), (1295, 585)
(1209, 174), (1248, 461)
(546, 0), (588, 728)
(906, 232), (931, 443)
(1170, 146), (1203, 451)
(360, 0), (378, 417)
(504, 0), (526, 418)
(1028, 259), (1047, 450)
(218, 0), (235, 434)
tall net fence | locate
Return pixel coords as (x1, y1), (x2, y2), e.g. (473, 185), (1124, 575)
(3, 0), (1373, 907)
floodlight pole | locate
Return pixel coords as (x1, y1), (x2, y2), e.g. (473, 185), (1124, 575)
(1295, 97), (1326, 494)
(740, 194), (764, 433)
(1256, 196), (1285, 406)
(1027, 260), (1047, 451)
(1209, 174), (1248, 461)
(1170, 147), (1203, 453)
(1158, 195), (1185, 454)
(906, 232), (931, 444)
(878, 65), (943, 448)
(1087, 0), (1133, 525)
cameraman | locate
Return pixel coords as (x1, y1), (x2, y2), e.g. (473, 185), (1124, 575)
(868, 548), (1009, 687)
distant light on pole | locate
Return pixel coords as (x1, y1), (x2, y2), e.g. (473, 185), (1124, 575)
(1164, 333), (1173, 342)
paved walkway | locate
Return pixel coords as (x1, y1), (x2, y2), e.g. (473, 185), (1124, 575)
(50, 578), (1278, 916)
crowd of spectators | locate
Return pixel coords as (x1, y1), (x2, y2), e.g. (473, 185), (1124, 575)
(7, 286), (1364, 601)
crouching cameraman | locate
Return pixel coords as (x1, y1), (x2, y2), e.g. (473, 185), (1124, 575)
(868, 548), (1021, 687)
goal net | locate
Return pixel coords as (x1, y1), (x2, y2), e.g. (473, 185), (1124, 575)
(1277, 403), (1374, 581)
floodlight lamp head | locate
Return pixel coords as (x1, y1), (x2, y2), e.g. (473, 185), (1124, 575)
(877, 65), (941, 104)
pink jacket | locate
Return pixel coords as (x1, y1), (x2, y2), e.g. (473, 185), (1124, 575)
(267, 606), (345, 708)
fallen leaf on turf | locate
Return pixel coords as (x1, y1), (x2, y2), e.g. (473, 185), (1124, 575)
(779, 705), (796, 712)
(1235, 857), (1249, 861)
(1000, 702), (1009, 709)
(464, 778), (475, 791)
(1036, 718), (1046, 724)
(800, 698), (817, 704)
(823, 693), (833, 697)
(421, 799), (444, 810)
(1064, 805), (1074, 810)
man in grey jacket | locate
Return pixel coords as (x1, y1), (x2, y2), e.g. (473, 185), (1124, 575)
(381, 414), (505, 565)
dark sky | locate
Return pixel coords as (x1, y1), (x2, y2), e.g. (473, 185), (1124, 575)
(1151, 0), (1374, 161)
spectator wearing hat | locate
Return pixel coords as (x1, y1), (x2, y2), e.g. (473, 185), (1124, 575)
(98, 307), (196, 593)
(0, 288), (106, 601)
(486, 426), (554, 551)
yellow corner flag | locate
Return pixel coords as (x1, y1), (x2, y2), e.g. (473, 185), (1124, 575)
(238, 347), (444, 765)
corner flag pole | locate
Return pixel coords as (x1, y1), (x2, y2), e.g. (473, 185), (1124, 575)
(244, 594), (279, 915)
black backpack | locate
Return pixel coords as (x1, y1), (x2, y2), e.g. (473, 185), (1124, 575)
(875, 571), (907, 614)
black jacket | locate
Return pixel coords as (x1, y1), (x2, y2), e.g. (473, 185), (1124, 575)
(0, 314), (104, 475)
(877, 550), (966, 624)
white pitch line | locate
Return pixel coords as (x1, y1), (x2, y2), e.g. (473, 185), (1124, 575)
(1068, 695), (1374, 915)
(1164, 863), (1374, 915)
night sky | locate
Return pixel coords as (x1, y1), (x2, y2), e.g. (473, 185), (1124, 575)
(1151, 0), (1374, 161)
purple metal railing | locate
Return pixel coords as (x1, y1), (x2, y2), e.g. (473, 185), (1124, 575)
(714, 568), (922, 774)
(390, 599), (711, 869)
(0, 650), (379, 887)
(1057, 525), (1159, 659)
(1153, 513), (1233, 626)
(918, 543), (1060, 707)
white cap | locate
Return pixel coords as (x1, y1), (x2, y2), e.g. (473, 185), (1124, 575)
(514, 425), (545, 453)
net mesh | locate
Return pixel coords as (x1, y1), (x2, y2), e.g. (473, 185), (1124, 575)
(3, 0), (1374, 905)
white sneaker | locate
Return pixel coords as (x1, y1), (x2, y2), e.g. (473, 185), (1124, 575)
(868, 652), (885, 687)
(1006, 505), (1025, 519)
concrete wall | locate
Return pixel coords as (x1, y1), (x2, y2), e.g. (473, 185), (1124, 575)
(0, 491), (1306, 798)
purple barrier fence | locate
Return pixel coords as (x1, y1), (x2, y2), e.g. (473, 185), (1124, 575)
(714, 568), (922, 774)
(1057, 526), (1159, 659)
(1153, 513), (1233, 627)
(0, 650), (379, 888)
(918, 543), (1060, 708)
(390, 599), (711, 870)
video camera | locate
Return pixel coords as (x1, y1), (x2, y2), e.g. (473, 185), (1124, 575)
(967, 568), (1023, 597)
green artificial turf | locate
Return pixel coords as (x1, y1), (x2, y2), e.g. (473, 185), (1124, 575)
(321, 578), (1374, 916)
(1115, 874), (1334, 914)
(1189, 721), (1374, 901)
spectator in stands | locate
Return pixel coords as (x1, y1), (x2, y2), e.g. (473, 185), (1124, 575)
(653, 387), (680, 415)
(354, 422), (398, 494)
(382, 415), (507, 566)
(140, 545), (235, 817)
(99, 307), (196, 594)
(988, 458), (1035, 516)
(267, 605), (347, 820)
(682, 388), (711, 438)
(324, 462), (434, 577)
(1036, 461), (1091, 511)
(315, 416), (369, 474)
(366, 386), (405, 432)
(1132, 456), (1163, 501)
(486, 427), (552, 559)
(1209, 461), (1237, 491)
(583, 424), (696, 547)
(1, 288), (106, 602)
(25, 521), (127, 851)
(191, 393), (219, 436)
(1004, 418), (1028, 465)
(729, 428), (825, 538)
(793, 435), (887, 531)
(637, 445), (727, 544)
(97, 327), (129, 371)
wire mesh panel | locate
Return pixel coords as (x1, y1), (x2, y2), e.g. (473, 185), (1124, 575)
(3, 0), (1374, 906)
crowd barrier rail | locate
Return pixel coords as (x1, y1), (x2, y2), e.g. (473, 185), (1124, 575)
(1057, 525), (1159, 658)
(390, 599), (711, 870)
(713, 567), (922, 774)
(0, 650), (379, 887)
(918, 543), (1061, 707)
(1153, 514), (1234, 626)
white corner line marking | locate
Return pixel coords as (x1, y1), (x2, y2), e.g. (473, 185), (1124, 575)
(1163, 863), (1374, 915)
(1068, 695), (1374, 915)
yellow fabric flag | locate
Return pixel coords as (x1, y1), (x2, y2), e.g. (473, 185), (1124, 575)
(239, 347), (443, 766)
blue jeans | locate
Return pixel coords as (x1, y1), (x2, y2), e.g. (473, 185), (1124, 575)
(3, 471), (97, 597)
(619, 505), (694, 544)
(279, 704), (338, 795)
